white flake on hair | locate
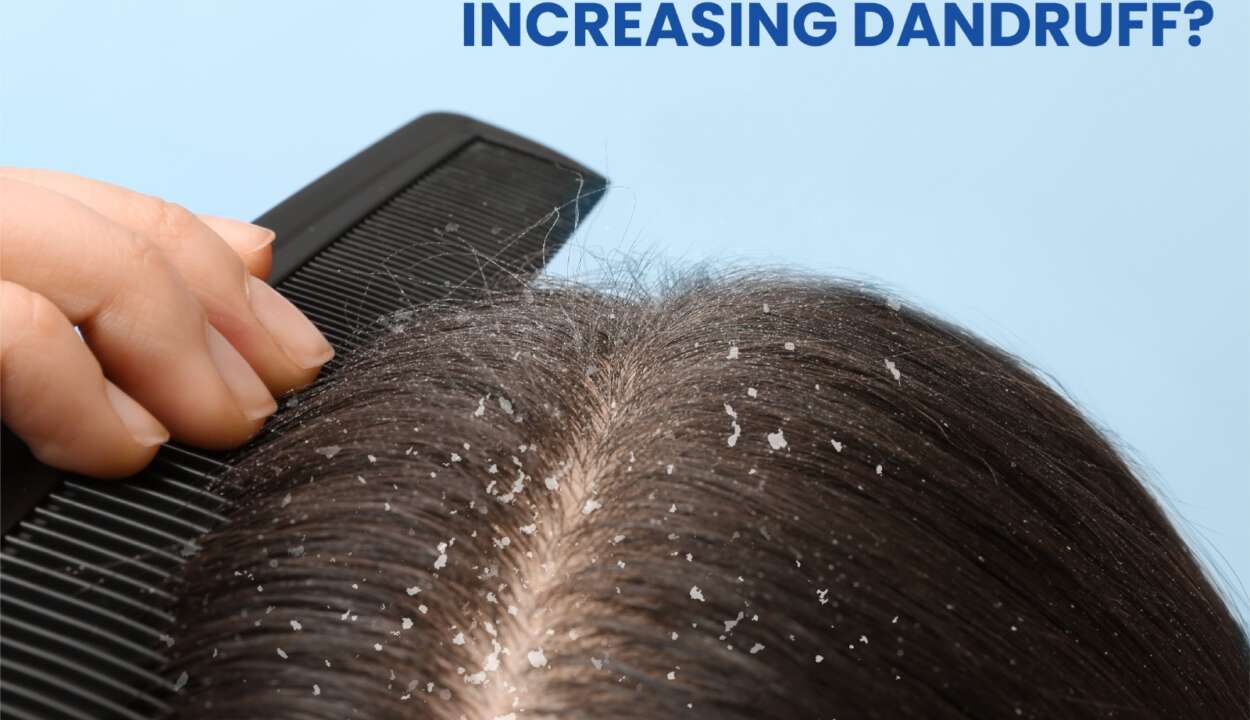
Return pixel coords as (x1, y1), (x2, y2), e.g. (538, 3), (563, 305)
(406, 585), (421, 596)
(884, 358), (901, 382)
(314, 445), (341, 459)
(747, 387), (758, 398)
(434, 541), (449, 570)
(831, 438), (843, 452)
(276, 648), (288, 660)
(520, 523), (537, 535)
(402, 617), (414, 630)
(784, 341), (795, 351)
(767, 429), (788, 450)
(498, 397), (515, 415)
(312, 683), (321, 696)
(724, 403), (743, 446)
(689, 586), (705, 602)
(474, 397), (486, 417)
(173, 672), (189, 692)
(582, 498), (603, 514)
(749, 643), (765, 654)
(453, 632), (466, 645)
(280, 492), (292, 508)
(527, 648), (548, 668)
(290, 619), (302, 631)
(726, 345), (740, 360)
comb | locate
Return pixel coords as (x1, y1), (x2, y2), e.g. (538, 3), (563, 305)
(0, 113), (607, 720)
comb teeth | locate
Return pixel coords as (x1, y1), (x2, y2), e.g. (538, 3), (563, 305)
(1, 133), (604, 719)
(281, 140), (598, 357)
(0, 445), (225, 720)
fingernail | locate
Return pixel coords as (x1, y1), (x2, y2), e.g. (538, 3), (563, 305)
(104, 381), (170, 447)
(205, 324), (278, 420)
(236, 223), (276, 255)
(247, 275), (335, 370)
(204, 215), (276, 255)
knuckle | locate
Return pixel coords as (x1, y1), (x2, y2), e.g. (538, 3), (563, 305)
(130, 194), (196, 253)
(146, 197), (249, 291)
(117, 229), (168, 278)
(155, 199), (198, 242)
(128, 192), (168, 232)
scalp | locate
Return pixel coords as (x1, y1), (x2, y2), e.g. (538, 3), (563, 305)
(166, 275), (1247, 719)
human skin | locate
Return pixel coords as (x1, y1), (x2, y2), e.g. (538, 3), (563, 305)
(0, 169), (333, 478)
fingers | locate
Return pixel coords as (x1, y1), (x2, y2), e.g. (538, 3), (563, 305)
(0, 177), (275, 449)
(0, 281), (167, 478)
(0, 168), (327, 393)
(0, 168), (276, 278)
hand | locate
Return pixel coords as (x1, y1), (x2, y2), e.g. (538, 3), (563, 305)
(0, 169), (334, 478)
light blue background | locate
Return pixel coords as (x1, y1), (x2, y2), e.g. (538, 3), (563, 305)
(2, 1), (1246, 618)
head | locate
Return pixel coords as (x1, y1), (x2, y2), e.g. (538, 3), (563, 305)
(167, 274), (1247, 719)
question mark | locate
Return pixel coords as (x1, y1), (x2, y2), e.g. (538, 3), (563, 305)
(1183, 0), (1213, 46)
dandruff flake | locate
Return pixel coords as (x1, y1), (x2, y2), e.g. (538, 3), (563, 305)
(884, 358), (901, 382)
(767, 429), (787, 450)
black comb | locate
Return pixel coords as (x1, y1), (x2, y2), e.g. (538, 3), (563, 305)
(0, 113), (607, 720)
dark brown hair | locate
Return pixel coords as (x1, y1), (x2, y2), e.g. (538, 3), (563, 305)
(166, 274), (1247, 719)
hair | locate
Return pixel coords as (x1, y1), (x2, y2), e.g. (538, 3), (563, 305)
(165, 274), (1247, 719)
